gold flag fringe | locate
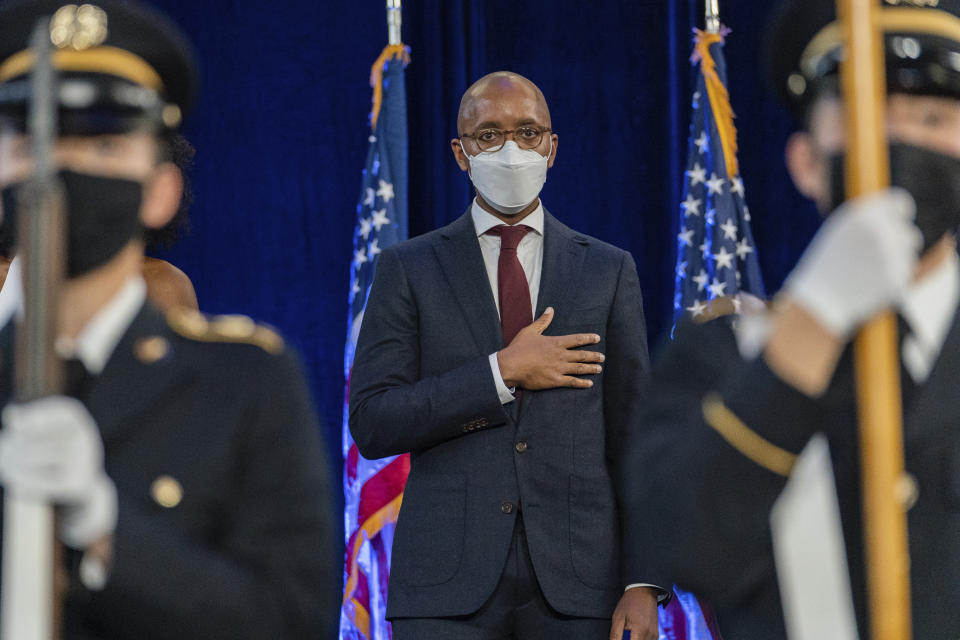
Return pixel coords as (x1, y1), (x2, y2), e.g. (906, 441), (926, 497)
(692, 29), (739, 179)
(369, 43), (410, 130)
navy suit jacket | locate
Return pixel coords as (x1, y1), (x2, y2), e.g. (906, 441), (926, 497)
(350, 208), (660, 619)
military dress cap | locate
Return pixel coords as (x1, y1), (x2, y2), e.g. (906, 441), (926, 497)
(764, 0), (960, 115)
(0, 0), (196, 133)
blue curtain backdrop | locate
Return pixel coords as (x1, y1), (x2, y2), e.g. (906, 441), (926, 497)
(149, 0), (822, 567)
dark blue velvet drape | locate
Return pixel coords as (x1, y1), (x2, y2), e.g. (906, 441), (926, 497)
(148, 0), (823, 540)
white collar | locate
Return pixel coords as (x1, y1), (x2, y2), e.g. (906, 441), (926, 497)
(470, 199), (545, 237)
(900, 251), (959, 360)
(56, 276), (147, 375)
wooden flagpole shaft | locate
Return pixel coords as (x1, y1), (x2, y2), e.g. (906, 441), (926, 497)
(1, 18), (67, 640)
(837, 1), (913, 638)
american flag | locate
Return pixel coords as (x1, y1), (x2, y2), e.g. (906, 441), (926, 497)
(340, 44), (410, 640)
(672, 28), (764, 331)
(662, 27), (765, 640)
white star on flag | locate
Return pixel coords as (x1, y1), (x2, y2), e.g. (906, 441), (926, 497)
(720, 219), (738, 241)
(713, 246), (734, 270)
(372, 208), (391, 231)
(706, 173), (726, 196)
(368, 238), (382, 258)
(686, 162), (707, 186)
(700, 240), (711, 261)
(353, 248), (368, 266)
(695, 132), (709, 154)
(705, 209), (716, 225)
(676, 261), (688, 279)
(352, 279), (361, 295)
(376, 179), (395, 203)
(359, 218), (372, 240)
(681, 194), (703, 217)
(693, 269), (709, 292)
(363, 188), (375, 207)
(731, 176), (745, 198)
(677, 228), (695, 247)
(708, 278), (728, 298)
(686, 299), (707, 317)
(736, 237), (754, 259)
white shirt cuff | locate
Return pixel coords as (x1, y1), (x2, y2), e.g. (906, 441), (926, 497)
(624, 583), (670, 603)
(488, 353), (516, 404)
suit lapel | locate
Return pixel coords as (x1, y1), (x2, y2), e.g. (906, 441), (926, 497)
(535, 210), (589, 321)
(904, 303), (960, 446)
(522, 210), (588, 419)
(434, 211), (504, 355)
(86, 303), (183, 443)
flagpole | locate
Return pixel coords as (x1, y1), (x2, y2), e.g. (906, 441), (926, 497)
(705, 0), (720, 34)
(837, 0), (912, 638)
(387, 0), (401, 46)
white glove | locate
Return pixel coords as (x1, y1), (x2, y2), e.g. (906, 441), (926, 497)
(0, 397), (117, 549)
(784, 188), (922, 338)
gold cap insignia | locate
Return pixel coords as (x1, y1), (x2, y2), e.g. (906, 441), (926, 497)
(884, 0), (940, 6)
(150, 475), (183, 508)
(50, 4), (108, 51)
(134, 336), (170, 364)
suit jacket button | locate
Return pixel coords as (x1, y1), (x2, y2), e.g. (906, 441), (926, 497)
(500, 501), (514, 514)
(515, 441), (528, 453)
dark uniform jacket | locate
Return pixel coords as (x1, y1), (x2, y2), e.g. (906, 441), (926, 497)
(626, 311), (960, 639)
(349, 209), (660, 620)
(0, 303), (338, 639)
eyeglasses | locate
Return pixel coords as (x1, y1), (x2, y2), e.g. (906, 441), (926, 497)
(460, 126), (552, 152)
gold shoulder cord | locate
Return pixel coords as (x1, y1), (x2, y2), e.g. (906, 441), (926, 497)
(701, 393), (798, 477)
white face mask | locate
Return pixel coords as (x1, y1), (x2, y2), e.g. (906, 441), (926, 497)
(467, 140), (551, 215)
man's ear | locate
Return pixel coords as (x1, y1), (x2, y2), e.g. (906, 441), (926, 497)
(140, 162), (183, 229)
(785, 131), (829, 206)
(451, 137), (471, 172)
(546, 133), (558, 168)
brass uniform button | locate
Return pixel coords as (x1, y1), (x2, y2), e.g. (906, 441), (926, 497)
(151, 475), (183, 508)
(500, 501), (514, 514)
(515, 441), (528, 453)
(897, 472), (919, 510)
(134, 336), (170, 364)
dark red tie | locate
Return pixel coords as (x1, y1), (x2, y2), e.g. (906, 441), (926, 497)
(488, 225), (533, 345)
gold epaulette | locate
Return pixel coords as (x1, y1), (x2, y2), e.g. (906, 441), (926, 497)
(166, 307), (285, 355)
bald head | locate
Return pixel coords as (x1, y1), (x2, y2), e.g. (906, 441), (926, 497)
(457, 71), (551, 135)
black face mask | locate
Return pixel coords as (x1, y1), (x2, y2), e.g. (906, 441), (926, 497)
(0, 170), (144, 278)
(828, 142), (960, 253)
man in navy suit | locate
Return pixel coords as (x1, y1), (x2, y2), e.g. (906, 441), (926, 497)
(350, 72), (663, 640)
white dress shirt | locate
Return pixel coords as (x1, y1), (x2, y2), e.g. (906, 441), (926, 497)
(900, 250), (960, 384)
(54, 276), (147, 374)
(0, 255), (22, 327)
(471, 199), (545, 405)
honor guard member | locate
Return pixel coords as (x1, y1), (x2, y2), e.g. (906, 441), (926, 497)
(622, 0), (960, 638)
(0, 1), (338, 638)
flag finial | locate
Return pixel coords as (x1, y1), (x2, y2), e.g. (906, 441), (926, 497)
(705, 0), (720, 34)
